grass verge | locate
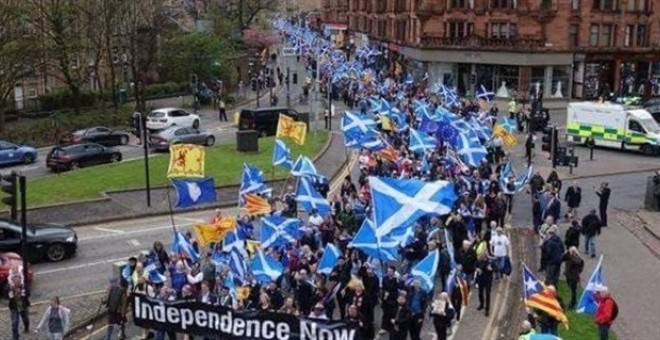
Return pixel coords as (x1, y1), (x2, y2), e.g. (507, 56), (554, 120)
(27, 132), (329, 207)
(557, 281), (617, 340)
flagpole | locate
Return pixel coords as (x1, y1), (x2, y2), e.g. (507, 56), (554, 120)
(166, 182), (177, 233)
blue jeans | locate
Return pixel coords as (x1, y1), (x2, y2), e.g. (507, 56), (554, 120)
(105, 324), (116, 340)
(585, 235), (597, 256)
(10, 310), (29, 340)
(598, 324), (610, 340)
(494, 256), (507, 276)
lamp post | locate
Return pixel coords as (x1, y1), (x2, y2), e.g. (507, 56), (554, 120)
(136, 112), (151, 207)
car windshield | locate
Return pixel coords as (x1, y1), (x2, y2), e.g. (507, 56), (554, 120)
(640, 118), (660, 133)
(148, 111), (166, 118)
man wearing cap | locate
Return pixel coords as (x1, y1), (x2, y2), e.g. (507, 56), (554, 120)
(540, 225), (565, 286)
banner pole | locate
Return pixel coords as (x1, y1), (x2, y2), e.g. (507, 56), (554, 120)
(166, 183), (177, 233)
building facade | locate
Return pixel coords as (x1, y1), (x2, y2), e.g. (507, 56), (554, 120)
(336, 0), (660, 100)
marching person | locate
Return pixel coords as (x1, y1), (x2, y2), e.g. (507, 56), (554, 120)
(475, 252), (494, 317)
(430, 292), (455, 340)
(103, 277), (127, 340)
(8, 277), (30, 340)
(34, 296), (70, 340)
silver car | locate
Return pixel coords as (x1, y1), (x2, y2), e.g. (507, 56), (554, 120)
(149, 126), (215, 151)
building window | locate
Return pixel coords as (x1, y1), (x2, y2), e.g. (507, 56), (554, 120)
(395, 0), (406, 12)
(446, 21), (473, 38)
(637, 25), (648, 47)
(569, 24), (579, 47)
(571, 0), (581, 10)
(490, 23), (517, 39)
(451, 0), (469, 8)
(491, 0), (515, 9)
(624, 25), (634, 47)
(552, 66), (571, 97)
(589, 25), (599, 46)
(601, 24), (612, 46)
(592, 0), (616, 11)
(626, 0), (648, 12)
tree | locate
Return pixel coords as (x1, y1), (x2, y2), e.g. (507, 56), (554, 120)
(0, 0), (33, 129)
(242, 25), (279, 50)
(161, 32), (237, 84)
(211, 0), (279, 30)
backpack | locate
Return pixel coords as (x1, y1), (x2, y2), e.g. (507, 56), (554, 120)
(610, 299), (619, 321)
(106, 286), (124, 313)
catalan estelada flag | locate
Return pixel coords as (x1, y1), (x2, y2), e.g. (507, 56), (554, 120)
(242, 194), (271, 216)
(276, 114), (307, 146)
(377, 144), (399, 163)
(523, 264), (569, 328)
(192, 216), (236, 247)
(168, 144), (205, 178)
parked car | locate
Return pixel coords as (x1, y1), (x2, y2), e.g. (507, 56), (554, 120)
(0, 252), (34, 297)
(146, 108), (200, 131)
(149, 126), (215, 151)
(643, 98), (660, 124)
(0, 219), (77, 262)
(46, 143), (122, 172)
(238, 107), (300, 137)
(0, 140), (38, 166)
(59, 126), (131, 147)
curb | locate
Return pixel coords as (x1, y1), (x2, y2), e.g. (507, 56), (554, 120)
(558, 167), (659, 180)
(64, 132), (341, 227)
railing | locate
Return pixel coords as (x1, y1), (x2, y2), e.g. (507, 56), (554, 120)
(420, 34), (546, 51)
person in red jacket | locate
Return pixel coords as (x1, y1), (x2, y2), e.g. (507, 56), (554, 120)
(594, 286), (616, 340)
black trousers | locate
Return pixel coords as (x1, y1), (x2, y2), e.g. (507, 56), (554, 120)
(599, 205), (608, 227)
(567, 278), (578, 309)
(218, 108), (227, 121)
(478, 281), (492, 313)
(432, 316), (448, 340)
(408, 315), (423, 340)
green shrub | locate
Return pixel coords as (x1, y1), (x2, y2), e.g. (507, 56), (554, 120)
(39, 90), (98, 111)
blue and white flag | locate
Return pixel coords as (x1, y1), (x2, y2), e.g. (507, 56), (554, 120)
(272, 138), (293, 170)
(412, 250), (440, 292)
(456, 133), (488, 166)
(576, 255), (605, 315)
(420, 153), (431, 174)
(239, 163), (270, 205)
(318, 243), (342, 275)
(171, 231), (200, 263)
(228, 248), (248, 283)
(348, 219), (399, 261)
(296, 177), (331, 217)
(291, 155), (319, 177)
(369, 176), (457, 239)
(409, 128), (437, 154)
(172, 178), (216, 208)
(145, 259), (167, 284)
(250, 251), (284, 284)
(223, 228), (248, 259)
(499, 117), (518, 133)
(260, 216), (301, 249)
(341, 111), (377, 139)
(476, 84), (495, 102)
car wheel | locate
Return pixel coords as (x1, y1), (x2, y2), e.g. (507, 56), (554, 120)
(22, 153), (35, 164)
(69, 161), (80, 170)
(46, 243), (66, 262)
(120, 135), (129, 145)
(193, 120), (200, 129)
(641, 144), (656, 156)
(110, 154), (121, 163)
(205, 136), (215, 146)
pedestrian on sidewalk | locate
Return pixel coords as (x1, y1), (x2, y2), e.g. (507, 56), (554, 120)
(475, 253), (494, 317)
(540, 225), (564, 286)
(595, 286), (618, 340)
(218, 99), (227, 122)
(508, 98), (517, 120)
(525, 132), (534, 166)
(34, 296), (70, 340)
(596, 182), (611, 227)
(581, 209), (602, 258)
(430, 292), (455, 340)
(562, 247), (584, 309)
(8, 278), (30, 340)
(565, 181), (582, 219)
(564, 219), (581, 250)
(103, 277), (127, 340)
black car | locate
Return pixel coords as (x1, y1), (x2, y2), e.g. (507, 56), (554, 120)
(46, 143), (122, 172)
(238, 107), (300, 137)
(60, 126), (130, 147)
(0, 219), (77, 262)
(643, 99), (660, 124)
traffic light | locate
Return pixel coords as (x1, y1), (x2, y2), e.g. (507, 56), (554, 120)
(251, 79), (257, 91)
(292, 73), (298, 84)
(1, 172), (18, 220)
(541, 126), (555, 153)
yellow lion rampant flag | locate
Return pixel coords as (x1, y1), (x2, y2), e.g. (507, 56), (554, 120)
(192, 216), (236, 247)
(276, 114), (307, 146)
(168, 144), (205, 178)
(242, 194), (271, 216)
(493, 125), (518, 148)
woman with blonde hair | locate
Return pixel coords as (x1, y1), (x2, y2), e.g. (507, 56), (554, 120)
(430, 292), (455, 340)
(563, 246), (584, 309)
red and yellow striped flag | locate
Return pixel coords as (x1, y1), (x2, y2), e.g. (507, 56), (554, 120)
(377, 145), (399, 163)
(242, 194), (271, 216)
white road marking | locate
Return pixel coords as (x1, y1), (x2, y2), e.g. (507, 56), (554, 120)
(0, 289), (106, 312)
(77, 223), (194, 241)
(128, 239), (141, 247)
(93, 227), (125, 234)
(176, 216), (206, 223)
(35, 256), (128, 275)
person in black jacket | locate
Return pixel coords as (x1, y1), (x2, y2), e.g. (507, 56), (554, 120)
(562, 247), (584, 309)
(380, 265), (401, 333)
(581, 209), (602, 258)
(564, 181), (582, 218)
(525, 132), (534, 166)
(475, 254), (494, 316)
(596, 182), (611, 227)
(390, 292), (411, 340)
(456, 240), (478, 286)
(564, 219), (581, 249)
(540, 226), (565, 286)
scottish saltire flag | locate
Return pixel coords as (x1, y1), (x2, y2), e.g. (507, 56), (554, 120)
(523, 264), (569, 326)
(369, 176), (457, 239)
(239, 163), (270, 205)
(476, 84), (495, 102)
(171, 231), (200, 262)
(500, 165), (534, 194)
(342, 111), (377, 139)
(409, 128), (437, 154)
(260, 216), (301, 249)
(145, 259), (167, 284)
(499, 117), (518, 133)
(420, 153), (431, 174)
(223, 228), (247, 258)
(296, 177), (331, 217)
(412, 250), (440, 292)
(436, 84), (460, 107)
(318, 243), (342, 275)
(348, 219), (399, 261)
(456, 133), (488, 166)
(577, 255), (605, 315)
(272, 139), (293, 170)
(250, 251), (284, 284)
(172, 178), (216, 208)
(228, 248), (248, 283)
(290, 155), (319, 177)
(502, 161), (514, 178)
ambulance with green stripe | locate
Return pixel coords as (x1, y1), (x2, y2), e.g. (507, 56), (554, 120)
(567, 102), (660, 156)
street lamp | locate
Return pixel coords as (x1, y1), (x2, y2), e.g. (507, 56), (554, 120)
(135, 112), (151, 207)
